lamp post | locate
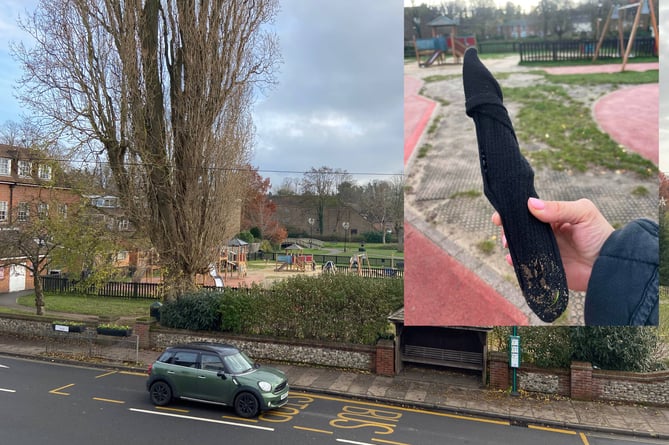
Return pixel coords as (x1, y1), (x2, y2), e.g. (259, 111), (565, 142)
(308, 217), (315, 248)
(342, 221), (350, 252)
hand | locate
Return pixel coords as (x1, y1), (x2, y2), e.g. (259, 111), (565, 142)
(492, 197), (615, 292)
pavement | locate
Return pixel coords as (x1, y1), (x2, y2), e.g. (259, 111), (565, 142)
(403, 55), (659, 326)
(0, 291), (668, 439)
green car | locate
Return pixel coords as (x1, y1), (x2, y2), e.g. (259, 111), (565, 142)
(146, 342), (289, 418)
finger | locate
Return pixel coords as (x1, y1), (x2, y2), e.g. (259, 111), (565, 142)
(527, 197), (599, 225)
(491, 212), (501, 226)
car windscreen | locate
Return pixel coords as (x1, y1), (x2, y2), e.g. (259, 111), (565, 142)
(222, 352), (255, 374)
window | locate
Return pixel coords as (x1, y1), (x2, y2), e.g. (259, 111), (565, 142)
(38, 164), (52, 180)
(118, 219), (129, 231)
(17, 202), (29, 221)
(38, 203), (49, 219)
(0, 202), (7, 221)
(200, 353), (225, 371)
(18, 160), (32, 177)
(171, 351), (199, 368)
(116, 251), (128, 261)
(0, 158), (10, 176)
(58, 204), (67, 219)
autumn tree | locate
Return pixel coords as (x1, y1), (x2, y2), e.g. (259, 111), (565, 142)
(241, 166), (287, 245)
(15, 0), (279, 300)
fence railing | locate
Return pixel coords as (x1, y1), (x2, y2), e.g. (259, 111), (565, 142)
(519, 37), (657, 63)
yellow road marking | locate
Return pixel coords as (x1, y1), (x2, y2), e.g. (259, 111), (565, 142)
(49, 383), (75, 395)
(222, 416), (258, 423)
(292, 392), (509, 426)
(528, 425), (576, 435)
(293, 426), (333, 435)
(155, 406), (189, 413)
(93, 397), (125, 404)
(579, 432), (590, 445)
(120, 371), (148, 377)
(95, 371), (117, 379)
(371, 438), (410, 445)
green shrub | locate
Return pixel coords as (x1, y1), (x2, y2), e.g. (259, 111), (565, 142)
(163, 275), (403, 345)
(570, 326), (661, 372)
(493, 326), (663, 372)
(160, 291), (222, 331)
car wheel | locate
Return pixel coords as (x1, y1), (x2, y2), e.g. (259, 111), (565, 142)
(149, 381), (172, 406)
(234, 392), (259, 418)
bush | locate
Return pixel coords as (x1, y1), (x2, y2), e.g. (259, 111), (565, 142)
(362, 231), (383, 243)
(570, 326), (661, 372)
(493, 326), (663, 372)
(160, 291), (222, 331)
(162, 275), (403, 345)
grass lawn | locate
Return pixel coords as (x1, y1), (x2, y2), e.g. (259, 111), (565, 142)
(15, 293), (158, 318)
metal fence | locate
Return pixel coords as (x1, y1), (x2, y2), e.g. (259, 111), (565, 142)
(519, 37), (657, 63)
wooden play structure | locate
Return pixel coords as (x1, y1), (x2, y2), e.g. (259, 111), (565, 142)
(413, 16), (476, 67)
(220, 239), (248, 279)
(274, 244), (315, 272)
(592, 0), (658, 71)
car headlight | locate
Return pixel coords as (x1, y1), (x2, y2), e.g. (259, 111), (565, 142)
(258, 381), (272, 392)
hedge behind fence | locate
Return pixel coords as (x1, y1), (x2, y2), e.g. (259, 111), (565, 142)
(161, 274), (403, 345)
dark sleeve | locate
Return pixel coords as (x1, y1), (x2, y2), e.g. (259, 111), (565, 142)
(584, 218), (659, 326)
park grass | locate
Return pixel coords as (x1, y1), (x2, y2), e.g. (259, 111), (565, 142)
(16, 293), (158, 318)
(543, 69), (658, 86)
(520, 56), (658, 68)
(504, 82), (656, 177)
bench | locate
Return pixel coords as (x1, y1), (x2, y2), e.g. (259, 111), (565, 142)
(402, 345), (484, 371)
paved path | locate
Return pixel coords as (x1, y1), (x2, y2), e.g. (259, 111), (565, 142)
(404, 57), (658, 326)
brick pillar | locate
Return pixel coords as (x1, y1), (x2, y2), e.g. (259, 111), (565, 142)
(488, 351), (510, 390)
(375, 339), (395, 376)
(134, 319), (153, 349)
(571, 361), (593, 401)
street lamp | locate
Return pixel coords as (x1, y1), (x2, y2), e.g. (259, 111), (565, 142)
(308, 217), (315, 248)
(342, 221), (350, 252)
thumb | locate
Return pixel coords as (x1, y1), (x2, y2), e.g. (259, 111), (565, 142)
(527, 197), (599, 226)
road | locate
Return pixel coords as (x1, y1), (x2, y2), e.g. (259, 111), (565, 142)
(0, 355), (664, 445)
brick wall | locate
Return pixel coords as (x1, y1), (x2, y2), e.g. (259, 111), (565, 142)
(375, 339), (395, 376)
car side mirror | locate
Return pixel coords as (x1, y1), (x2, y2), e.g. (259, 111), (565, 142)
(217, 370), (227, 380)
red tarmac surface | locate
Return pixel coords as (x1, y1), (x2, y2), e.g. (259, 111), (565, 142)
(404, 61), (658, 326)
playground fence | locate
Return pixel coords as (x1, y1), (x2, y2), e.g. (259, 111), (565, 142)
(519, 37), (656, 63)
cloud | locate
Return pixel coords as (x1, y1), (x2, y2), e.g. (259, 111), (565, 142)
(253, 0), (404, 189)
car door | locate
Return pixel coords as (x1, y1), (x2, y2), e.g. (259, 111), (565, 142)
(195, 352), (238, 404)
(165, 350), (201, 398)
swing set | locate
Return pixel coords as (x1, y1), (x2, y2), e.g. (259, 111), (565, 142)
(592, 0), (658, 71)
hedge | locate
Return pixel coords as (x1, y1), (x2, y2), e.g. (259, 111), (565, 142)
(161, 274), (403, 345)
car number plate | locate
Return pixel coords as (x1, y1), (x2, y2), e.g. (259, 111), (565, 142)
(280, 392), (288, 400)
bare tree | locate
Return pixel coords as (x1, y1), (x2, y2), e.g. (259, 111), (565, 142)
(301, 166), (352, 235)
(14, 0), (280, 300)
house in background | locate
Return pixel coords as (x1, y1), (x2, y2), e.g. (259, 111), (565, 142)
(0, 143), (80, 292)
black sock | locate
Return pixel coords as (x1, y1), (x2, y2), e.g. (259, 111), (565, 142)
(463, 48), (568, 323)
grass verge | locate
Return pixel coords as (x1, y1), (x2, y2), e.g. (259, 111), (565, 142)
(16, 293), (158, 318)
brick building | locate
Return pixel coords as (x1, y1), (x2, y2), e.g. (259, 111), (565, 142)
(0, 144), (80, 292)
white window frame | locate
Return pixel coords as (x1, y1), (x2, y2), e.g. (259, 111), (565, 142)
(58, 204), (68, 219)
(18, 160), (32, 177)
(0, 201), (7, 221)
(17, 202), (29, 221)
(38, 164), (52, 180)
(118, 219), (130, 231)
(38, 203), (49, 219)
(0, 158), (10, 176)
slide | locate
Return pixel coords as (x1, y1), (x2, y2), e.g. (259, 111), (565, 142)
(422, 50), (442, 67)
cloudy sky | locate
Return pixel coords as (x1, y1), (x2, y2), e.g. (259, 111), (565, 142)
(0, 0), (404, 190)
(404, 0), (541, 13)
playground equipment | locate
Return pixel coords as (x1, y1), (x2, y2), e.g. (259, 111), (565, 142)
(323, 261), (337, 274)
(208, 264), (224, 288)
(274, 253), (315, 272)
(348, 253), (371, 276)
(592, 0), (658, 71)
(413, 16), (476, 67)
